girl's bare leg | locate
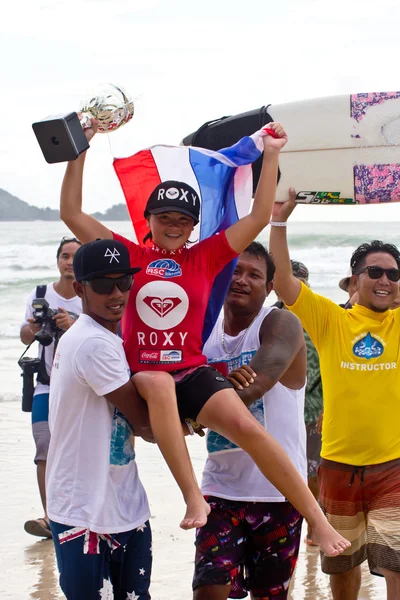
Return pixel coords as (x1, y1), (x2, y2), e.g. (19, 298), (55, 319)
(197, 389), (350, 557)
(132, 371), (209, 530)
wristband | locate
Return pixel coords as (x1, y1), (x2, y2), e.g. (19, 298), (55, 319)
(262, 127), (280, 139)
(270, 221), (287, 227)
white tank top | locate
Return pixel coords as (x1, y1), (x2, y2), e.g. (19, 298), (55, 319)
(202, 306), (307, 502)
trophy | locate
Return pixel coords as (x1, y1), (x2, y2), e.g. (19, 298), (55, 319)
(32, 83), (134, 164)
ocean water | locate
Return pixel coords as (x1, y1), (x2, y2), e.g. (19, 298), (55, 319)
(0, 219), (389, 599)
(1, 219), (399, 403)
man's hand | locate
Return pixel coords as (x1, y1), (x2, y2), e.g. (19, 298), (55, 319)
(53, 308), (76, 330)
(272, 187), (297, 222)
(227, 365), (257, 391)
(263, 122), (288, 152)
(27, 317), (41, 335)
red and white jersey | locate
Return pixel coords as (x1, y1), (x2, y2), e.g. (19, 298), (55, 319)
(112, 231), (238, 372)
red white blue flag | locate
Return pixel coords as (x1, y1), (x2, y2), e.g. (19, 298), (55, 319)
(113, 129), (267, 342)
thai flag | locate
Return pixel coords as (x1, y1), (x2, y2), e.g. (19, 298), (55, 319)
(113, 128), (268, 343)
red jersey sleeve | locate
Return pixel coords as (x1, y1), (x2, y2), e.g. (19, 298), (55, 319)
(112, 231), (145, 266)
(189, 231), (239, 277)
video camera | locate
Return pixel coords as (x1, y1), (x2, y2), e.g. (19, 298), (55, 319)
(32, 297), (78, 346)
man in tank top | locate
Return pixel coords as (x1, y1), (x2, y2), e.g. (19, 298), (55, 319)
(192, 242), (307, 600)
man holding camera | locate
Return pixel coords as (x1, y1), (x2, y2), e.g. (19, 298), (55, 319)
(20, 237), (82, 538)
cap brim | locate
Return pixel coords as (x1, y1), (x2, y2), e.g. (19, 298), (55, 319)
(148, 206), (199, 224)
(80, 267), (141, 280)
(339, 277), (350, 291)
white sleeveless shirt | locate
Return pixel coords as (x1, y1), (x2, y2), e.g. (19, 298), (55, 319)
(202, 306), (307, 502)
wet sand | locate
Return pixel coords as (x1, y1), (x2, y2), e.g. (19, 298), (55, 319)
(0, 402), (386, 599)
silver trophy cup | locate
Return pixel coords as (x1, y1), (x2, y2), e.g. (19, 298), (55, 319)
(32, 83), (134, 164)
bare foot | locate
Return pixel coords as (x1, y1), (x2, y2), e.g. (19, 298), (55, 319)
(304, 533), (320, 547)
(180, 497), (210, 530)
(312, 521), (351, 557)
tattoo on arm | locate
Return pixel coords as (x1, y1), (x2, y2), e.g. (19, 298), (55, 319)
(237, 310), (304, 406)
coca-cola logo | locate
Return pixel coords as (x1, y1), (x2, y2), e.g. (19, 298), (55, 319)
(141, 351), (159, 359)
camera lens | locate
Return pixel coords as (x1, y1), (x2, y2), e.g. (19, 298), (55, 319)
(51, 136), (60, 146)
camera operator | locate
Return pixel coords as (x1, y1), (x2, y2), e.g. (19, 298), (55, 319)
(20, 237), (82, 538)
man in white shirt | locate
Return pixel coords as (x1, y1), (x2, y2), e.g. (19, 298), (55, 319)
(47, 238), (151, 600)
(20, 236), (82, 538)
(193, 242), (307, 600)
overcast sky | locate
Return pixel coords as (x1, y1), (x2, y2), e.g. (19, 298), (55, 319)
(2, 0), (400, 222)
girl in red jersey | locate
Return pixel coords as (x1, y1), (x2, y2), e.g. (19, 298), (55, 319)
(59, 120), (350, 557)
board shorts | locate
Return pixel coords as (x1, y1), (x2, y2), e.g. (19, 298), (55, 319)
(306, 420), (322, 479)
(31, 392), (50, 464)
(50, 520), (152, 600)
(173, 365), (233, 422)
(193, 496), (303, 599)
(319, 457), (400, 576)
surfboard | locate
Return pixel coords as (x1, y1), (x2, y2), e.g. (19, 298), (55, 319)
(181, 92), (400, 205)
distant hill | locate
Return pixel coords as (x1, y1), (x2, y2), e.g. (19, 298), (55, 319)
(0, 188), (130, 221)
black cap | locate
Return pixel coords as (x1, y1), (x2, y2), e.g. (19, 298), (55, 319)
(145, 180), (200, 224)
(73, 239), (141, 281)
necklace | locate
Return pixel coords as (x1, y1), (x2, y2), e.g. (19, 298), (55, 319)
(221, 315), (258, 355)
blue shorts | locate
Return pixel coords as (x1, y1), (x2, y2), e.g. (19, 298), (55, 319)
(32, 393), (50, 463)
(50, 520), (152, 600)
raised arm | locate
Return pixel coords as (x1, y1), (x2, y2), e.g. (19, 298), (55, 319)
(60, 118), (112, 243)
(228, 309), (306, 406)
(225, 123), (288, 252)
(269, 188), (301, 306)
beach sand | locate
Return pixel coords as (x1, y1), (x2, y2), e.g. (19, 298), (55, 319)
(0, 402), (385, 599)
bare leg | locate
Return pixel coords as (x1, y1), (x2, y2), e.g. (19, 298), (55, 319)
(132, 371), (209, 530)
(197, 389), (350, 557)
(381, 568), (400, 600)
(193, 585), (230, 600)
(24, 459), (52, 537)
(37, 460), (48, 518)
(306, 475), (320, 545)
(330, 566), (361, 600)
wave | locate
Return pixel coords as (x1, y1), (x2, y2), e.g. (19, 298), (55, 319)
(8, 264), (52, 272)
(0, 393), (19, 404)
(287, 234), (395, 250)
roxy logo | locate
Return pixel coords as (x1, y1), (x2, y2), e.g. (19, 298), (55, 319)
(143, 296), (182, 318)
(136, 281), (189, 330)
(157, 187), (198, 206)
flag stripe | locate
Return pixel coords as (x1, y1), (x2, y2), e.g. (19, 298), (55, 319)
(113, 128), (266, 343)
(114, 150), (161, 244)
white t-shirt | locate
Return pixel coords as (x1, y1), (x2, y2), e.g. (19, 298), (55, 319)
(21, 283), (82, 396)
(46, 314), (150, 533)
(202, 306), (307, 502)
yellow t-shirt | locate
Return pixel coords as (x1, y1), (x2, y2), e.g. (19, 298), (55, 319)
(287, 283), (400, 466)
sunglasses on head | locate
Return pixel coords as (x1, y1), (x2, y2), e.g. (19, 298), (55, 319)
(82, 275), (133, 295)
(355, 265), (400, 282)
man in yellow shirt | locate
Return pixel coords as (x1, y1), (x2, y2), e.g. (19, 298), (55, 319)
(269, 189), (400, 600)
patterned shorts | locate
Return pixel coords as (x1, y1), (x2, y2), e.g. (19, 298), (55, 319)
(319, 457), (400, 576)
(50, 520), (152, 600)
(193, 496), (303, 599)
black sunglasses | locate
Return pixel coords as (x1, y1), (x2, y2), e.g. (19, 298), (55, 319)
(82, 275), (133, 295)
(355, 265), (400, 282)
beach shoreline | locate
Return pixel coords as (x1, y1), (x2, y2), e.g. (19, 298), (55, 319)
(0, 401), (385, 600)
